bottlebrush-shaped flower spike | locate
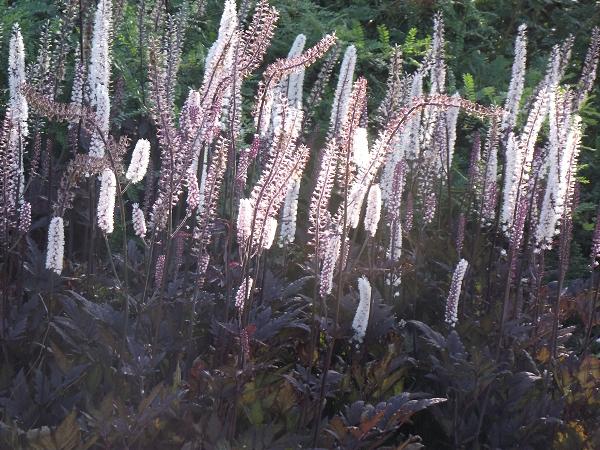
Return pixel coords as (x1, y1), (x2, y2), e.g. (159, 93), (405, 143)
(8, 24), (28, 200)
(237, 197), (253, 253)
(193, 138), (228, 283)
(534, 89), (579, 248)
(126, 139), (151, 184)
(480, 120), (499, 224)
(87, 0), (112, 158)
(574, 27), (600, 111)
(201, 0), (237, 102)
(386, 161), (405, 262)
(89, 84), (110, 158)
(278, 177), (301, 246)
(501, 24), (527, 133)
(97, 168), (117, 234)
(319, 228), (341, 298)
(445, 259), (468, 327)
(429, 12), (446, 96)
(246, 103), (308, 257)
(237, 0), (279, 77)
(286, 34), (307, 109)
(352, 276), (372, 344)
(235, 277), (254, 311)
(18, 201), (31, 234)
(329, 45), (356, 137)
(262, 217), (278, 250)
(0, 113), (19, 242)
(364, 183), (382, 237)
(308, 139), (339, 257)
(154, 254), (166, 289)
(254, 33), (336, 133)
(132, 203), (146, 239)
(377, 45), (404, 125)
(501, 68), (550, 233)
(8, 24), (28, 138)
(45, 216), (65, 274)
(186, 168), (200, 214)
(445, 93), (460, 168)
(352, 127), (370, 169)
(88, 0), (112, 99)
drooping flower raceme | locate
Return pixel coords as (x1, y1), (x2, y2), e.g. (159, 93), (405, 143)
(126, 139), (151, 184)
(97, 168), (117, 234)
(352, 276), (372, 344)
(45, 216), (65, 275)
(445, 259), (468, 327)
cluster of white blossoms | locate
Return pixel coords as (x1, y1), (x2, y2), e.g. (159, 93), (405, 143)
(445, 259), (468, 328)
(88, 0), (112, 158)
(352, 276), (372, 344)
(45, 216), (65, 275)
(97, 168), (117, 234)
(235, 277), (254, 311)
(8, 24), (28, 201)
(126, 139), (151, 184)
(329, 45), (357, 135)
(501, 24), (527, 133)
(132, 203), (147, 239)
(364, 184), (382, 237)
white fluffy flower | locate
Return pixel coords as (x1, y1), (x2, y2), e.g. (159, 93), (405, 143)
(9, 24), (28, 201)
(286, 34), (307, 109)
(445, 259), (468, 328)
(237, 198), (253, 249)
(352, 127), (370, 169)
(501, 24), (527, 133)
(132, 203), (146, 238)
(262, 217), (278, 250)
(97, 168), (117, 234)
(352, 276), (372, 344)
(8, 24), (28, 138)
(235, 277), (254, 311)
(330, 45), (357, 133)
(364, 184), (382, 237)
(278, 178), (301, 246)
(88, 0), (112, 102)
(126, 139), (151, 183)
(87, 0), (112, 158)
(45, 216), (65, 274)
(89, 84), (110, 158)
